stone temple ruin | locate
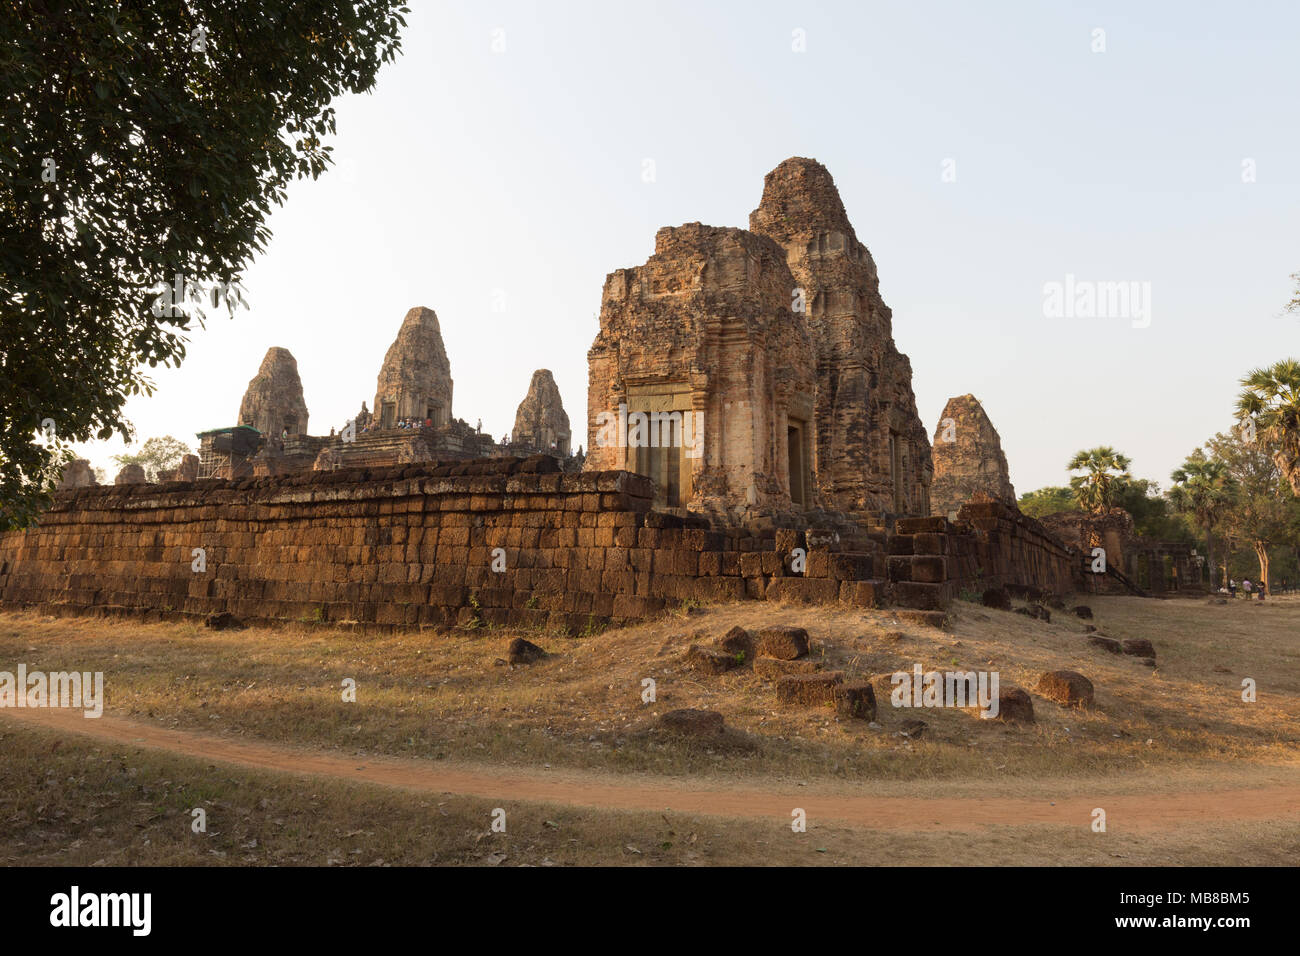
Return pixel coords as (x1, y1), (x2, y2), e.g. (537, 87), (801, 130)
(930, 394), (1016, 519)
(513, 369), (572, 456)
(1, 157), (1195, 634)
(238, 347), (310, 447)
(373, 306), (453, 430)
(1040, 508), (1206, 596)
(587, 158), (932, 526)
(193, 306), (580, 480)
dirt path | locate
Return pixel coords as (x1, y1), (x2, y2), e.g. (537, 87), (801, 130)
(7, 707), (1300, 832)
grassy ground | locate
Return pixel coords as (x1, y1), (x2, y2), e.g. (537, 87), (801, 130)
(3, 717), (1296, 866)
(0, 593), (1296, 791)
(2, 593), (1297, 865)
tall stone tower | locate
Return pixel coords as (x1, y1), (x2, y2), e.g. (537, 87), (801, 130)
(238, 347), (310, 441)
(930, 394), (1016, 517)
(512, 369), (572, 454)
(585, 223), (818, 518)
(373, 306), (453, 428)
(585, 158), (930, 522)
(749, 157), (933, 517)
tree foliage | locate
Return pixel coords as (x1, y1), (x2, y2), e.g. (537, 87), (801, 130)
(111, 434), (192, 481)
(1017, 486), (1075, 519)
(1169, 448), (1237, 587)
(1234, 358), (1300, 497)
(1112, 477), (1190, 542)
(0, 1), (409, 528)
(1206, 429), (1298, 590)
(1067, 446), (1132, 513)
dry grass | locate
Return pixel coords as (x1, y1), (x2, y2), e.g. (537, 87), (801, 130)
(1, 592), (1297, 793)
(2, 719), (1296, 866)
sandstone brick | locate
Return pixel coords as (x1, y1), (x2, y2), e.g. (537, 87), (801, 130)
(754, 656), (820, 678)
(835, 681), (877, 720)
(775, 672), (843, 706)
(685, 644), (742, 675)
(1036, 670), (1095, 708)
(756, 625), (810, 660)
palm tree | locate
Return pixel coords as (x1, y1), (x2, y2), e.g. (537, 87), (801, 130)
(1235, 358), (1300, 495)
(1067, 447), (1132, 513)
(1170, 449), (1236, 590)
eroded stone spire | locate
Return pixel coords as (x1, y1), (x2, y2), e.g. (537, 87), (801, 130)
(238, 347), (310, 441)
(513, 369), (571, 454)
(373, 307), (454, 428)
(930, 394), (1016, 516)
(749, 157), (933, 516)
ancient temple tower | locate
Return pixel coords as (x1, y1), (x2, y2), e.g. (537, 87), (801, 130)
(238, 347), (310, 440)
(586, 223), (818, 519)
(748, 157), (933, 517)
(373, 306), (454, 428)
(586, 158), (931, 522)
(930, 394), (1016, 517)
(512, 369), (572, 454)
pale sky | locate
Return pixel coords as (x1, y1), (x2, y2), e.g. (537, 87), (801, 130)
(75, 0), (1300, 495)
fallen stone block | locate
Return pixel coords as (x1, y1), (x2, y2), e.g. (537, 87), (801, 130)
(685, 644), (742, 675)
(1088, 635), (1122, 654)
(984, 684), (1034, 723)
(1122, 638), (1155, 658)
(756, 625), (810, 660)
(1035, 670), (1095, 708)
(835, 681), (877, 720)
(717, 625), (754, 659)
(506, 637), (547, 665)
(1073, 605), (1094, 619)
(754, 656), (821, 678)
(775, 671), (844, 706)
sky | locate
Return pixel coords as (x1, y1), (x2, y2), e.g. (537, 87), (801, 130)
(75, 0), (1300, 495)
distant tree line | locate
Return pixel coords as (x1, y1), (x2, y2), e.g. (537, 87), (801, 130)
(1019, 350), (1300, 592)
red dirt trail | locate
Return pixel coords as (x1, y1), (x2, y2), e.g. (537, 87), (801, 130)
(6, 708), (1299, 832)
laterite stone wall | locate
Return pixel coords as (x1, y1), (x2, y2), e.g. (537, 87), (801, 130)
(0, 457), (890, 633)
(889, 501), (1075, 601)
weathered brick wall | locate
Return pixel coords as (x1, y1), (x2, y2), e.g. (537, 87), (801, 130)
(887, 502), (1075, 602)
(0, 457), (888, 633)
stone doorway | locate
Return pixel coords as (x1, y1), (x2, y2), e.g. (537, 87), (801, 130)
(381, 401), (396, 428)
(623, 385), (693, 510)
(787, 421), (807, 508)
(890, 431), (906, 513)
(635, 417), (684, 508)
